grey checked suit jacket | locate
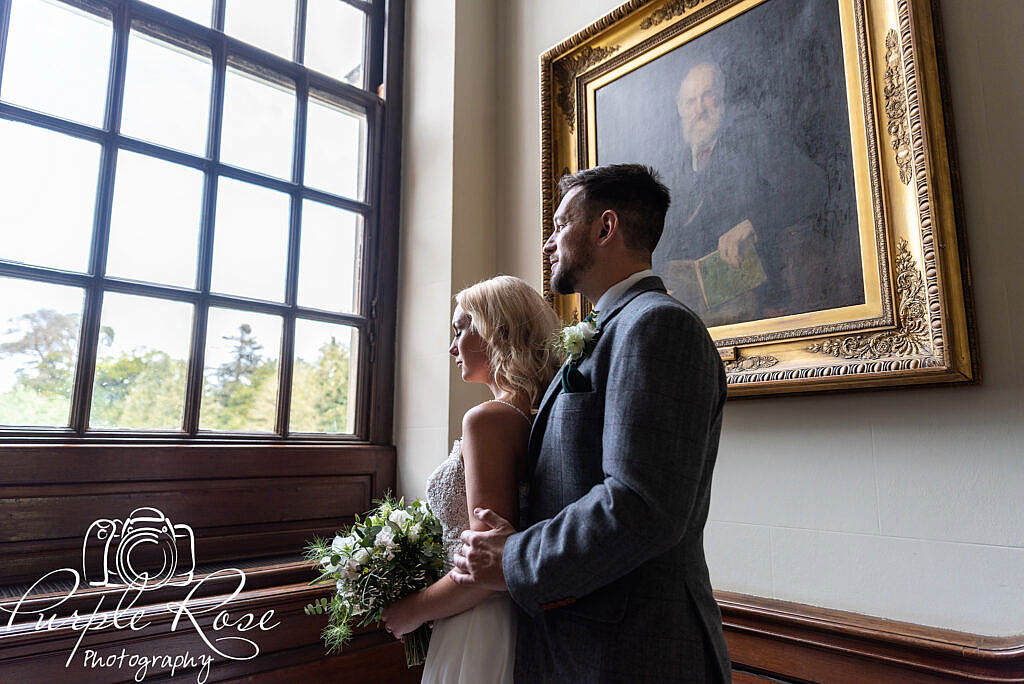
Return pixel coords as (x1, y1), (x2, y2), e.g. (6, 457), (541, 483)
(504, 276), (731, 683)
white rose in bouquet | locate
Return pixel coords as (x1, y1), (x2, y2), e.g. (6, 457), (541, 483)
(375, 525), (396, 548)
(389, 509), (412, 526)
(408, 522), (422, 543)
(323, 534), (358, 571)
(332, 534), (356, 555)
(375, 526), (398, 559)
(353, 547), (371, 566)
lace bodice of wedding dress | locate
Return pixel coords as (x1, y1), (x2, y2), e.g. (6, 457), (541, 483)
(421, 438), (516, 684)
(425, 440), (468, 574)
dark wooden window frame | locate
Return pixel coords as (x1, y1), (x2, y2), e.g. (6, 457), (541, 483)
(0, 0), (399, 444)
(0, 0), (405, 591)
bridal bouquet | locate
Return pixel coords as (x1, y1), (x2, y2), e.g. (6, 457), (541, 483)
(304, 496), (445, 667)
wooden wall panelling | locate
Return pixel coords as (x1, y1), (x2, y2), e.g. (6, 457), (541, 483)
(0, 439), (413, 681)
(0, 445), (396, 585)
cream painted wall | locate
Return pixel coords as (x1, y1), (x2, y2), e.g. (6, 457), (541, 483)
(399, 0), (1024, 636)
(449, 0), (499, 443)
(396, 0), (496, 500)
(494, 0), (626, 285)
(395, 0), (456, 501)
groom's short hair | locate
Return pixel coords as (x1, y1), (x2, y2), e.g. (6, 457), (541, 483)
(557, 164), (671, 254)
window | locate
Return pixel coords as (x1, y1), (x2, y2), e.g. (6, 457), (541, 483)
(0, 0), (397, 442)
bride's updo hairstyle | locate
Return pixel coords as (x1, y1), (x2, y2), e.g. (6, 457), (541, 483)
(455, 275), (562, 407)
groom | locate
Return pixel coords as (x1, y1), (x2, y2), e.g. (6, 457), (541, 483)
(451, 164), (731, 682)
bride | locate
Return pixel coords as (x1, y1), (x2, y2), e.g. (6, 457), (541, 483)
(382, 275), (561, 683)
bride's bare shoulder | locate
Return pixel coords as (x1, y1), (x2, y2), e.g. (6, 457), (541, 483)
(461, 402), (525, 439)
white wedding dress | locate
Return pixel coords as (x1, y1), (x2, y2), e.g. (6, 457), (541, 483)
(421, 438), (516, 684)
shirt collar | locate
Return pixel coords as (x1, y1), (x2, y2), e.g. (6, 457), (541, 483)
(594, 269), (654, 319)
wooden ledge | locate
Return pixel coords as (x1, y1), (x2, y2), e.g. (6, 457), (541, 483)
(0, 564), (418, 682)
(718, 591), (1024, 682)
(0, 559), (312, 632)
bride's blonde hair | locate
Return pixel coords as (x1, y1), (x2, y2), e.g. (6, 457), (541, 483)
(455, 275), (562, 407)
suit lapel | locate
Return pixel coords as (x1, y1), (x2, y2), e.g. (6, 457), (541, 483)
(527, 370), (563, 473)
(525, 277), (667, 478)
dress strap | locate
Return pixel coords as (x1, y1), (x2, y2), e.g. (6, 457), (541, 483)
(489, 399), (532, 425)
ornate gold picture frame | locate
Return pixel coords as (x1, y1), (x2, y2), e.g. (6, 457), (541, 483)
(540, 0), (976, 396)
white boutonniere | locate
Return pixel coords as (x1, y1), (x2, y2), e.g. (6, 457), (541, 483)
(553, 309), (600, 362)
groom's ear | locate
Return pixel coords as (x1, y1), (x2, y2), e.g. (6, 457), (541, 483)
(596, 209), (620, 246)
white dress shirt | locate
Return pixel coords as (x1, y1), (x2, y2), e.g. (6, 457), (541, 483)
(593, 269), (655, 320)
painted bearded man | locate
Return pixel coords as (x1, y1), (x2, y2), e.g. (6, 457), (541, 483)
(653, 61), (828, 327)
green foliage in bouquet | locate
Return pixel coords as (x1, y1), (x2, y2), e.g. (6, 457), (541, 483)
(304, 494), (445, 666)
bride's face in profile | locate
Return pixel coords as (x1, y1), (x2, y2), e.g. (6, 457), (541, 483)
(449, 304), (492, 383)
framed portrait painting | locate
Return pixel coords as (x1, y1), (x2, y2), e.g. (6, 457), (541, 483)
(540, 0), (976, 396)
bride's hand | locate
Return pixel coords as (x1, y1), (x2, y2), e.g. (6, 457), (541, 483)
(381, 595), (425, 639)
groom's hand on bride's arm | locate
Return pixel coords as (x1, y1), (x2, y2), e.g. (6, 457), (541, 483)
(451, 508), (513, 591)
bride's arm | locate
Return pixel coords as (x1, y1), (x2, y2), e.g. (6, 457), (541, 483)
(382, 404), (524, 637)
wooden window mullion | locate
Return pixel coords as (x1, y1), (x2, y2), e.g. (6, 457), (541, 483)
(70, 1), (129, 433)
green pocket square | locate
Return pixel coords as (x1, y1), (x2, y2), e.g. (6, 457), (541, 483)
(560, 364), (593, 393)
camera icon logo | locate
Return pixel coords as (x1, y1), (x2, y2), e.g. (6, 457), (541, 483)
(82, 507), (196, 590)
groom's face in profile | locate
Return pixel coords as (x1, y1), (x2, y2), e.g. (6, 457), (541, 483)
(546, 187), (596, 295)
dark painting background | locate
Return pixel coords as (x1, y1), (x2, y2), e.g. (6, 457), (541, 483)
(595, 0), (864, 327)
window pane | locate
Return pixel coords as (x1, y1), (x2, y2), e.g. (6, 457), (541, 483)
(90, 293), (192, 430)
(142, 0), (212, 27)
(1, 0), (111, 126)
(201, 307), (281, 432)
(298, 200), (360, 313)
(107, 151), (204, 288)
(290, 319), (356, 434)
(0, 120), (100, 272)
(211, 178), (290, 302)
(224, 0), (296, 60)
(305, 96), (365, 199)
(121, 28), (211, 155)
(221, 67), (295, 179)
(305, 0), (365, 87)
(0, 278), (84, 427)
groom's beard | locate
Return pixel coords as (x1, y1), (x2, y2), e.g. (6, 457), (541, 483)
(551, 240), (594, 295)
